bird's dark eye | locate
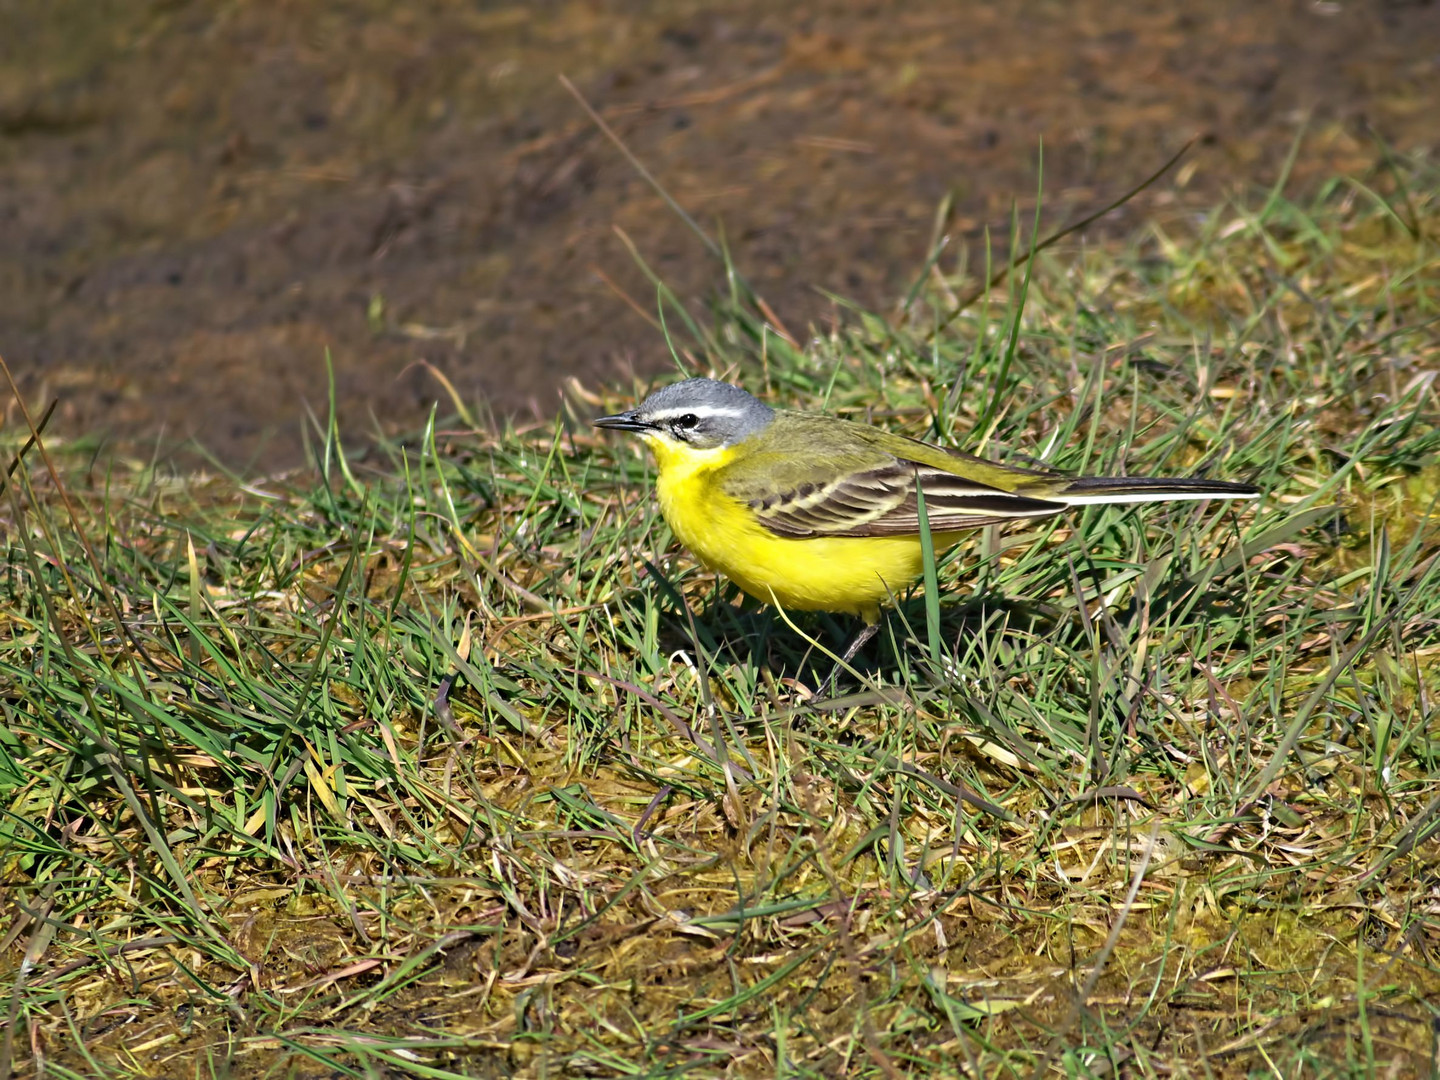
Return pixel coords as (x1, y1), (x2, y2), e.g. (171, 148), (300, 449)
(673, 414), (699, 430)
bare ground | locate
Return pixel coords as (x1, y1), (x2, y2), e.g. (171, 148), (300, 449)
(2, 0), (1437, 468)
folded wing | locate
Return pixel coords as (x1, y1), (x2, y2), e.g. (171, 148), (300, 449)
(716, 412), (1255, 540)
(732, 458), (1067, 539)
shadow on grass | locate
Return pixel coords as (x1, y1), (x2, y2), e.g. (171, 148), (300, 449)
(632, 576), (1057, 693)
(633, 555), (1262, 699)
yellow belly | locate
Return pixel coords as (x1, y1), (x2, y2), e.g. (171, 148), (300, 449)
(655, 460), (962, 621)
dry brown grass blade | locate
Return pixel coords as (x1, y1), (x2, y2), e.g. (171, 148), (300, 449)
(560, 73), (721, 262)
(590, 263), (665, 332)
(0, 397), (56, 501)
(1031, 819), (1161, 1080)
(574, 667), (753, 781)
(560, 72), (799, 347)
(0, 353), (158, 678)
(924, 135), (1199, 341)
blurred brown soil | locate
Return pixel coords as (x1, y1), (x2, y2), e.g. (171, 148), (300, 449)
(1, 0), (1437, 470)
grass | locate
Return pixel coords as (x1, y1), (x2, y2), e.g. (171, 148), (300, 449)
(3, 158), (1440, 1078)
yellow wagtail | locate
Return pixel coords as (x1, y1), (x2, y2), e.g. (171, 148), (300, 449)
(595, 377), (1258, 670)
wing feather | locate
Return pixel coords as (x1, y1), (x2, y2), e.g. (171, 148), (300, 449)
(712, 411), (1070, 539)
(737, 459), (1066, 539)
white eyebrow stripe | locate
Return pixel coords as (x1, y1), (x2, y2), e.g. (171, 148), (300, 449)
(647, 406), (752, 422)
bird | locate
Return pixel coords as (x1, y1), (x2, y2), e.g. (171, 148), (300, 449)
(594, 376), (1258, 680)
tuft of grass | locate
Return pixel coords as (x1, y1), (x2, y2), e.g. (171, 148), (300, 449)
(3, 160), (1440, 1077)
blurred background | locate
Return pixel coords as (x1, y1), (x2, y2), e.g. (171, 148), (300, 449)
(2, 0), (1437, 471)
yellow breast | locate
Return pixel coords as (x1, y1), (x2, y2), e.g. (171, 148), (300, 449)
(644, 435), (961, 622)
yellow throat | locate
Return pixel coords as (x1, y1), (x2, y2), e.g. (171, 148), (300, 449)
(639, 430), (962, 622)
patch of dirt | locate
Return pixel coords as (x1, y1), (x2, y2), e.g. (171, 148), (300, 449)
(2, 0), (1437, 469)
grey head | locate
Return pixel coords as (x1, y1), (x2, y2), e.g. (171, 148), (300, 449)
(593, 377), (775, 449)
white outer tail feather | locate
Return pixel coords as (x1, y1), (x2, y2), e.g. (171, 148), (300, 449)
(1060, 490), (1260, 506)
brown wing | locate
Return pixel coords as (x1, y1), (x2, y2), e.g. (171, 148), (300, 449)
(745, 459), (1068, 539)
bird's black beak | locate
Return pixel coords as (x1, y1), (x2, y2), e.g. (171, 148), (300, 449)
(593, 411), (652, 433)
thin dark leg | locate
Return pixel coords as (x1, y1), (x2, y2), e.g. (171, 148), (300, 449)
(822, 619), (880, 699)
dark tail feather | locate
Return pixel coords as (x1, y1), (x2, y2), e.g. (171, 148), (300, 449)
(1048, 475), (1260, 505)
